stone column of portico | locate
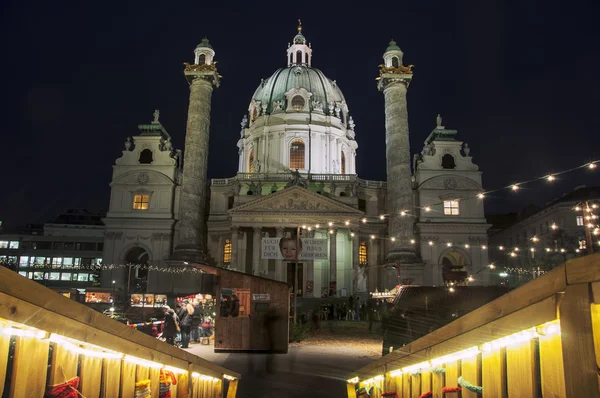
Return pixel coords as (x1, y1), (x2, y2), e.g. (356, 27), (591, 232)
(377, 44), (420, 266)
(275, 227), (285, 281)
(305, 229), (315, 297)
(171, 53), (220, 264)
(252, 227), (262, 275)
(329, 229), (337, 295)
(230, 227), (239, 270)
(352, 232), (359, 295)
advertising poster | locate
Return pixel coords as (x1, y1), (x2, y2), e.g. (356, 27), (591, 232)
(262, 237), (328, 260)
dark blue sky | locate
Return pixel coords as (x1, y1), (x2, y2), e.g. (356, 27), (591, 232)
(1, 1), (598, 227)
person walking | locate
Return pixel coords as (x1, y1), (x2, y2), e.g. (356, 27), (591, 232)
(162, 306), (179, 346)
(179, 300), (194, 349)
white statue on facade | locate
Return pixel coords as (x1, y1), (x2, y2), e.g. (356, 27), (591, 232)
(261, 103), (268, 115)
(153, 109), (160, 123)
(254, 159), (262, 173)
(348, 116), (355, 130)
(332, 160), (340, 174)
(463, 143), (471, 156)
(273, 100), (284, 111)
(311, 100), (323, 112)
(124, 137), (132, 150)
(240, 115), (248, 129)
(163, 136), (172, 151)
(356, 266), (367, 292)
(328, 101), (336, 116)
(436, 113), (442, 128)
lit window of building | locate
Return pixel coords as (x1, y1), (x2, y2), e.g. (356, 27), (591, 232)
(0, 241), (8, 249)
(576, 216), (584, 226)
(223, 239), (232, 264)
(444, 200), (460, 216)
(9, 241), (19, 249)
(133, 194), (149, 210)
(359, 241), (368, 265)
(289, 140), (305, 170)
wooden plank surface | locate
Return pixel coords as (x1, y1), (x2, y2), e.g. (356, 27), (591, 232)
(121, 360), (136, 398)
(460, 356), (480, 398)
(136, 365), (150, 381)
(358, 264), (567, 376)
(80, 356), (102, 398)
(482, 348), (505, 398)
(506, 340), (537, 398)
(402, 373), (411, 398)
(227, 379), (238, 398)
(539, 331), (566, 397)
(0, 267), (238, 379)
(10, 336), (48, 398)
(420, 370), (431, 397)
(49, 343), (78, 386)
(591, 303), (600, 369)
(150, 367), (160, 398)
(178, 372), (190, 398)
(565, 253), (600, 284)
(102, 358), (121, 398)
(410, 374), (420, 398)
(431, 367), (444, 398)
(558, 284), (600, 397)
(0, 333), (11, 395)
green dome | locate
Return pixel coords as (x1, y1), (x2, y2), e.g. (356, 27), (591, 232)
(196, 37), (213, 49)
(294, 33), (306, 44)
(386, 39), (401, 52)
(252, 66), (346, 114)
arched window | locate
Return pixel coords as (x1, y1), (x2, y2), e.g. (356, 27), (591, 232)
(133, 194), (149, 210)
(289, 53), (293, 65)
(341, 152), (346, 174)
(138, 149), (153, 164)
(441, 154), (456, 169)
(296, 50), (302, 64)
(223, 239), (232, 265)
(392, 56), (399, 68)
(198, 54), (206, 64)
(248, 149), (254, 173)
(289, 140), (305, 170)
(291, 95), (305, 111)
(359, 241), (368, 265)
(305, 52), (309, 64)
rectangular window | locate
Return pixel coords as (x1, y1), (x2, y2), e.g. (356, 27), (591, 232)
(576, 216), (584, 226)
(49, 272), (60, 281)
(133, 194), (150, 210)
(18, 271), (27, 278)
(64, 242), (75, 250)
(0, 241), (8, 249)
(443, 200), (460, 216)
(53, 242), (65, 250)
(80, 242), (96, 251)
(72, 273), (78, 281)
(77, 273), (89, 282)
(9, 241), (19, 249)
(28, 272), (33, 279)
(359, 242), (368, 265)
(8, 256), (16, 264)
(52, 257), (63, 268)
(34, 257), (47, 267)
(35, 241), (52, 250)
(63, 258), (73, 268)
(223, 240), (232, 264)
(33, 272), (44, 280)
(61, 273), (71, 281)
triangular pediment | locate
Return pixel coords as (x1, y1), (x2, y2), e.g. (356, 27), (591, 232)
(229, 186), (363, 215)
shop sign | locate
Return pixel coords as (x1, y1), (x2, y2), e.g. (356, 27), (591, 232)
(252, 293), (270, 301)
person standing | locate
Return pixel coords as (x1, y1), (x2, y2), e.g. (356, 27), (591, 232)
(230, 294), (240, 317)
(191, 302), (202, 343)
(162, 306), (179, 346)
(179, 300), (194, 349)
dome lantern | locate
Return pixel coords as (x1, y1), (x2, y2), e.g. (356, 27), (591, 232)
(286, 19), (312, 67)
(194, 37), (215, 65)
(383, 38), (404, 68)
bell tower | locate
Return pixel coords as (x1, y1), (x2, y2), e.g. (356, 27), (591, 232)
(377, 40), (420, 265)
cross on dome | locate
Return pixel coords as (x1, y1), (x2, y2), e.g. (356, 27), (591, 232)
(287, 19), (311, 67)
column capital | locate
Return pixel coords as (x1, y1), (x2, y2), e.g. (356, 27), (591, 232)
(253, 226), (262, 233)
(275, 227), (285, 237)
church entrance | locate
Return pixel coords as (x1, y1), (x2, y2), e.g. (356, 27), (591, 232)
(124, 247), (149, 294)
(440, 251), (468, 283)
(287, 262), (303, 296)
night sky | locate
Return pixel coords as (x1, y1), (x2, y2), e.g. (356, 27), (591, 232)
(1, 1), (599, 228)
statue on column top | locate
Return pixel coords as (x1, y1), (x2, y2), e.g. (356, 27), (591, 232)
(436, 114), (442, 128)
(153, 109), (160, 123)
(463, 143), (471, 156)
(241, 115), (248, 129)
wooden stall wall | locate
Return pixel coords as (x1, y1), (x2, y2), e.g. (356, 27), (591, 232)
(347, 254), (600, 398)
(215, 270), (289, 353)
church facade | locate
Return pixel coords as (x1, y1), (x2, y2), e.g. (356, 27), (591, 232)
(101, 24), (491, 299)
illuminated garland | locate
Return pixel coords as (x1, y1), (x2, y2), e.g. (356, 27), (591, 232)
(458, 376), (482, 393)
(80, 263), (207, 274)
(431, 367), (446, 374)
(419, 392), (432, 398)
(442, 387), (462, 393)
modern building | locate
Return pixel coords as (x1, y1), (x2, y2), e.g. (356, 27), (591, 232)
(0, 210), (105, 302)
(488, 186), (600, 274)
(101, 24), (492, 300)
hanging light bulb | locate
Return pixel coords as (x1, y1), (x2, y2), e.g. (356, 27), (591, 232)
(467, 276), (474, 282)
(481, 245), (487, 250)
(510, 252), (517, 257)
(449, 287), (455, 293)
(489, 264), (496, 269)
(345, 220), (349, 226)
(589, 163), (597, 169)
(446, 242), (452, 247)
(575, 206), (581, 211)
(465, 244), (470, 249)
(545, 248), (551, 252)
(547, 175), (555, 182)
(362, 218), (367, 223)
(511, 184), (519, 191)
(531, 236), (539, 242)
(560, 248), (566, 253)
(391, 237), (396, 242)
(379, 215), (385, 220)
(328, 222), (333, 227)
(329, 229), (334, 234)
(477, 193), (485, 199)
(428, 241), (434, 246)
(410, 239), (416, 244)
(315, 224), (320, 228)
(551, 223), (558, 230)
(400, 211), (406, 216)
(350, 232), (355, 237)
(371, 235), (376, 240)
(425, 206), (432, 212)
(514, 247), (520, 251)
(499, 246), (504, 250)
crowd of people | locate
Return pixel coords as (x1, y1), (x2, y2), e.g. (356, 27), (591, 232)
(162, 299), (213, 348)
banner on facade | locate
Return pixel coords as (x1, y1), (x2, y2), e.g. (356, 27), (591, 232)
(261, 238), (328, 260)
